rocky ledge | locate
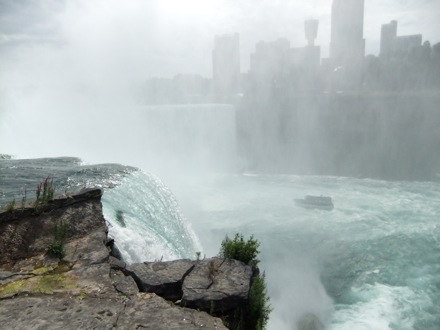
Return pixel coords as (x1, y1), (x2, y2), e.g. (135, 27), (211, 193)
(0, 189), (256, 329)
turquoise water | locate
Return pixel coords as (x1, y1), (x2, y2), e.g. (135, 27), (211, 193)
(172, 174), (440, 330)
(1, 157), (439, 330)
(101, 170), (201, 262)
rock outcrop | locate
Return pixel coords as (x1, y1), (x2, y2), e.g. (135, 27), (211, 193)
(0, 189), (255, 329)
(181, 258), (253, 314)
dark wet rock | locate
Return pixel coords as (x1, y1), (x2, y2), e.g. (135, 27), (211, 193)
(106, 237), (123, 259)
(108, 255), (127, 270)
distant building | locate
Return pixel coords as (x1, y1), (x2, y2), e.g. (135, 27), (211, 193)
(394, 35), (423, 53)
(249, 29), (321, 92)
(301, 19), (321, 69)
(380, 20), (422, 57)
(290, 46), (320, 70)
(380, 20), (398, 55)
(248, 38), (293, 93)
(212, 33), (240, 102)
(330, 0), (365, 68)
(305, 19), (319, 47)
(250, 38), (291, 78)
(301, 19), (321, 70)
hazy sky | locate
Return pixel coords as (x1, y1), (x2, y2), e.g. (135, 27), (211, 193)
(1, 0), (440, 81)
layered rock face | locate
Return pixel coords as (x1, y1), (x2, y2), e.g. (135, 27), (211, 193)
(0, 189), (254, 329)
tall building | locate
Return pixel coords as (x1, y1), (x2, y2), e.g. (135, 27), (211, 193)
(380, 20), (422, 57)
(330, 0), (365, 68)
(302, 19), (320, 69)
(212, 33), (240, 101)
(305, 19), (319, 47)
(380, 20), (398, 56)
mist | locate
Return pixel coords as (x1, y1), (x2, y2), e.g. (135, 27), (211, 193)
(1, 1), (440, 329)
(1, 0), (439, 178)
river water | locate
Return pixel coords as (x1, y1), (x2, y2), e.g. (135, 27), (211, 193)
(1, 157), (439, 330)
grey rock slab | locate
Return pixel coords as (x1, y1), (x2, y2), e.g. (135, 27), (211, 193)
(0, 270), (32, 286)
(126, 259), (195, 301)
(118, 293), (228, 329)
(67, 263), (116, 298)
(65, 230), (109, 267)
(110, 268), (139, 297)
(0, 296), (122, 330)
(0, 294), (228, 330)
(181, 257), (253, 313)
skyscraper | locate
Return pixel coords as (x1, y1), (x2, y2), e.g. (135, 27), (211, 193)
(305, 19), (319, 47)
(380, 20), (398, 56)
(330, 0), (365, 68)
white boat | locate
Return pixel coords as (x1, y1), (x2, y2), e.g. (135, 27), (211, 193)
(294, 195), (334, 211)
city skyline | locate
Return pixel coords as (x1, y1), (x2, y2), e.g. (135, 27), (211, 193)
(0, 0), (439, 83)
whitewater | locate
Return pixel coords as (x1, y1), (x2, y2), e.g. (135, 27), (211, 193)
(1, 156), (439, 330)
(1, 97), (439, 330)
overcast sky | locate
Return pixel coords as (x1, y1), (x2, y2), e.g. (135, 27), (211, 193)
(1, 0), (440, 82)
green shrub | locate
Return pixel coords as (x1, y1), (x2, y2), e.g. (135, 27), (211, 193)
(47, 219), (68, 259)
(47, 241), (65, 259)
(219, 233), (260, 267)
(219, 233), (271, 329)
(247, 273), (271, 330)
(5, 199), (16, 212)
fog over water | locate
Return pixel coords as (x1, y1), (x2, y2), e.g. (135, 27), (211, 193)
(1, 1), (440, 330)
(1, 0), (440, 176)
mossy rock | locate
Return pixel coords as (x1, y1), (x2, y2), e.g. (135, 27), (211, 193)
(0, 273), (78, 297)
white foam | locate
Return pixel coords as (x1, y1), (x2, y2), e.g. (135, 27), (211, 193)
(102, 170), (202, 263)
(329, 283), (418, 330)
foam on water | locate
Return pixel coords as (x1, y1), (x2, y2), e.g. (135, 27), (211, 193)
(171, 173), (440, 330)
(330, 283), (427, 330)
(102, 170), (201, 263)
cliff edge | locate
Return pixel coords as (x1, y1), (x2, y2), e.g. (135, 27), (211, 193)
(0, 189), (255, 329)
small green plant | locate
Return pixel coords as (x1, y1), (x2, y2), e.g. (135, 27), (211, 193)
(196, 251), (201, 261)
(219, 233), (260, 267)
(39, 177), (55, 202)
(47, 242), (65, 259)
(47, 219), (69, 259)
(5, 199), (16, 212)
(34, 177), (56, 214)
(207, 259), (220, 284)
